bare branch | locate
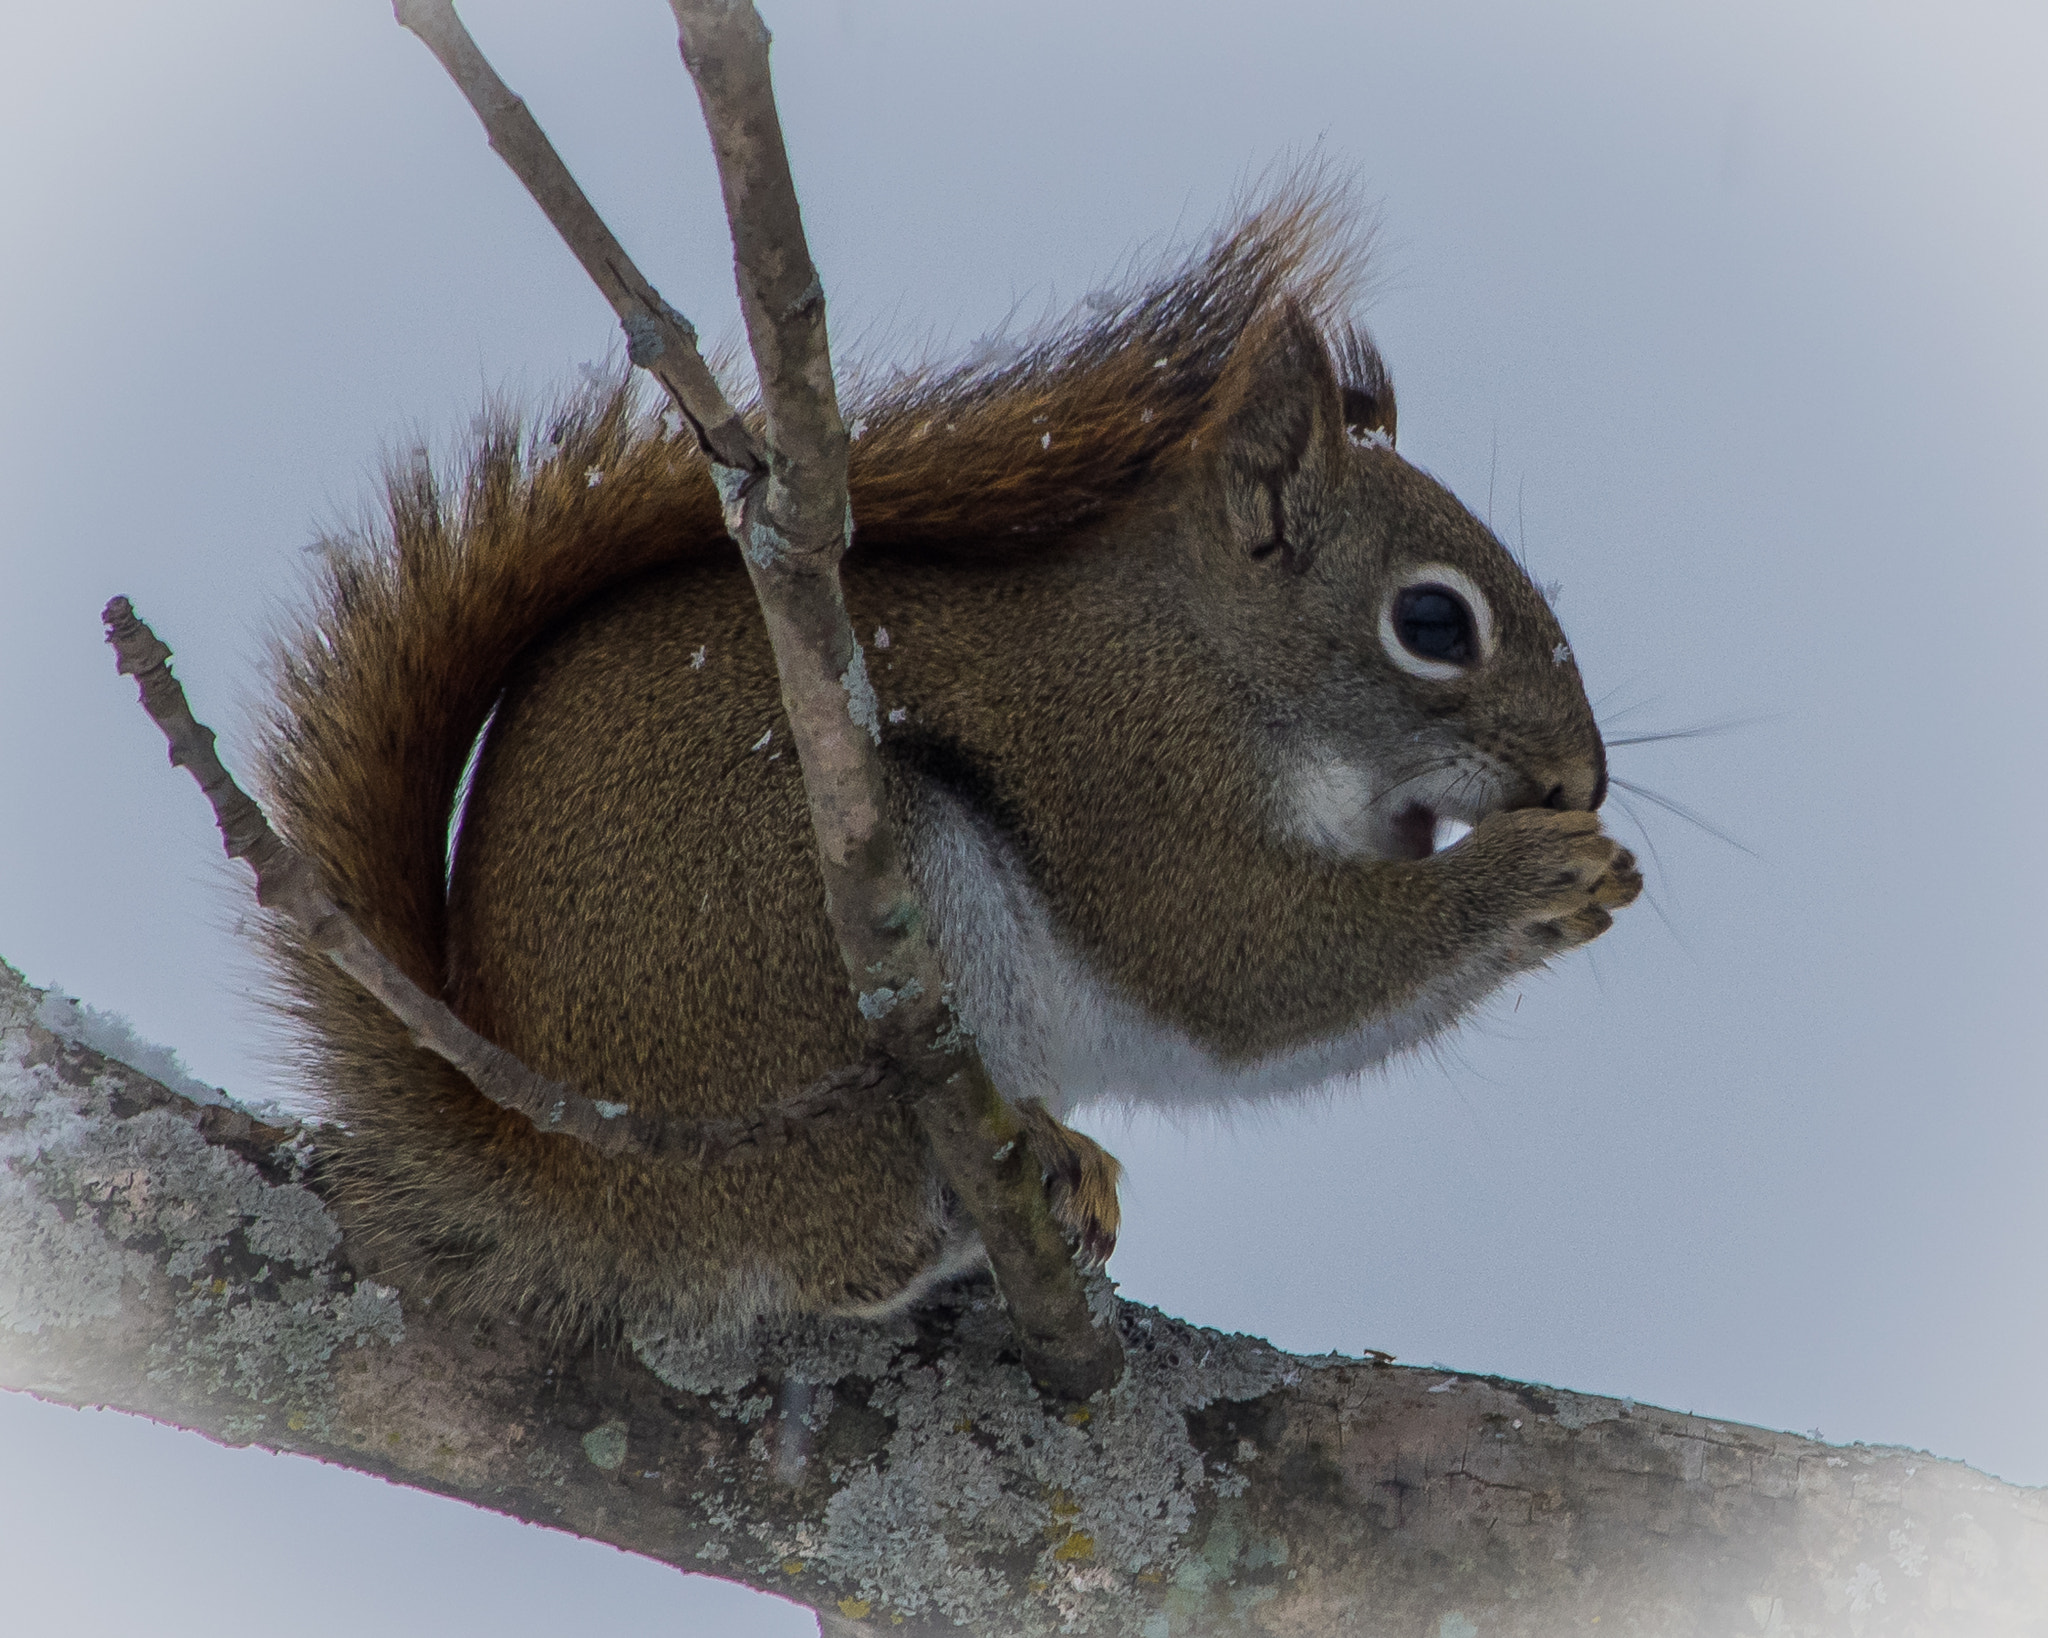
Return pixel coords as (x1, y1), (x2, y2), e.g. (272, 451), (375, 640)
(392, 0), (1118, 1396)
(7, 962), (2046, 1637)
(667, 0), (1118, 1400)
(102, 596), (912, 1166)
(104, 596), (641, 1149)
(392, 0), (758, 470)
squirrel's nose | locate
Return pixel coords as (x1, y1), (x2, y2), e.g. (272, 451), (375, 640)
(1530, 757), (1605, 813)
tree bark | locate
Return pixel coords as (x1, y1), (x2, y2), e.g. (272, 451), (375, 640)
(4, 956), (2042, 1637)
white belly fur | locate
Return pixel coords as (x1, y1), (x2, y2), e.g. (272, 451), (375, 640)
(909, 783), (1515, 1118)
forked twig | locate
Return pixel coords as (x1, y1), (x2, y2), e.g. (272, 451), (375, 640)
(400, 0), (1120, 1396)
(393, 0), (758, 472)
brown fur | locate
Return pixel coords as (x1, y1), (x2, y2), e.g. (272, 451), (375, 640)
(259, 180), (1636, 1340)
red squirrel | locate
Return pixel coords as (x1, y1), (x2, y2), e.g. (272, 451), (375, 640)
(260, 188), (1638, 1339)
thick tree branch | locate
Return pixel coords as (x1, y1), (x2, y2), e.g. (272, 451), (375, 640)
(5, 958), (2044, 1636)
(397, 0), (1117, 1398)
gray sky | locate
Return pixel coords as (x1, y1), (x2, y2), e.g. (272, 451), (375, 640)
(4, 1), (2045, 1632)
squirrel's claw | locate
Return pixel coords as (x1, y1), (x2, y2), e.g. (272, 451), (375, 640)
(1014, 1100), (1123, 1268)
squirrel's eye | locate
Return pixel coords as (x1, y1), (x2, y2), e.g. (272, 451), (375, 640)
(1378, 565), (1495, 681)
(1392, 585), (1475, 664)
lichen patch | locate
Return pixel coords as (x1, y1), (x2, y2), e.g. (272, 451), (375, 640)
(0, 960), (402, 1428)
(636, 1283), (1318, 1629)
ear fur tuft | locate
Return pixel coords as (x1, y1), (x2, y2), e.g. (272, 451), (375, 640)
(834, 164), (1378, 555)
(1333, 321), (1397, 447)
(1197, 302), (1356, 574)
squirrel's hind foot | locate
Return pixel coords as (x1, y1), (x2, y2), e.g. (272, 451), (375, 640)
(1014, 1100), (1124, 1269)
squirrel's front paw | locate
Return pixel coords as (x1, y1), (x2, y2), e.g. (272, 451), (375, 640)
(1472, 807), (1642, 956)
(1014, 1101), (1123, 1268)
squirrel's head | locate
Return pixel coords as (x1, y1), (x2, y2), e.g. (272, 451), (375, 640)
(1177, 304), (1606, 862)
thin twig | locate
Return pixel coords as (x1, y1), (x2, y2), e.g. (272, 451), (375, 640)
(102, 596), (911, 1165)
(394, 0), (1118, 1396)
(668, 0), (1121, 1398)
(393, 0), (759, 472)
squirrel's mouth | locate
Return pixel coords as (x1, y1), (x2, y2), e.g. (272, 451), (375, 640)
(1386, 801), (1476, 860)
(1271, 743), (1492, 862)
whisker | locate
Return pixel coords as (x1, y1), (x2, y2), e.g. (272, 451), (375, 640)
(1591, 681), (1654, 717)
(1606, 792), (1689, 952)
(1357, 752), (1469, 813)
(1487, 424), (1498, 528)
(1609, 776), (1756, 857)
(1602, 712), (1779, 749)
(1606, 789), (1672, 881)
(1638, 885), (1686, 950)
(1360, 751), (1507, 824)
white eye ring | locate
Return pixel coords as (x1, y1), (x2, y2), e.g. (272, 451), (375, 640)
(1377, 563), (1496, 681)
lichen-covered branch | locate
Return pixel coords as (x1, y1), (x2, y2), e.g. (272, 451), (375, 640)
(398, 0), (1117, 1398)
(5, 958), (2045, 1637)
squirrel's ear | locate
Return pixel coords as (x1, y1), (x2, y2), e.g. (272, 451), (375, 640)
(1202, 303), (1349, 572)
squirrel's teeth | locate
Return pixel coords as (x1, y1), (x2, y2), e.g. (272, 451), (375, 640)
(1433, 814), (1475, 853)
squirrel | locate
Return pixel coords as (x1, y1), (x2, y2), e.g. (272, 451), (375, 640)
(257, 185), (1640, 1341)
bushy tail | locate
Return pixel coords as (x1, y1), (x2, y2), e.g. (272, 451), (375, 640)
(261, 385), (720, 1005)
(258, 175), (1365, 1022)
(251, 383), (728, 1310)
